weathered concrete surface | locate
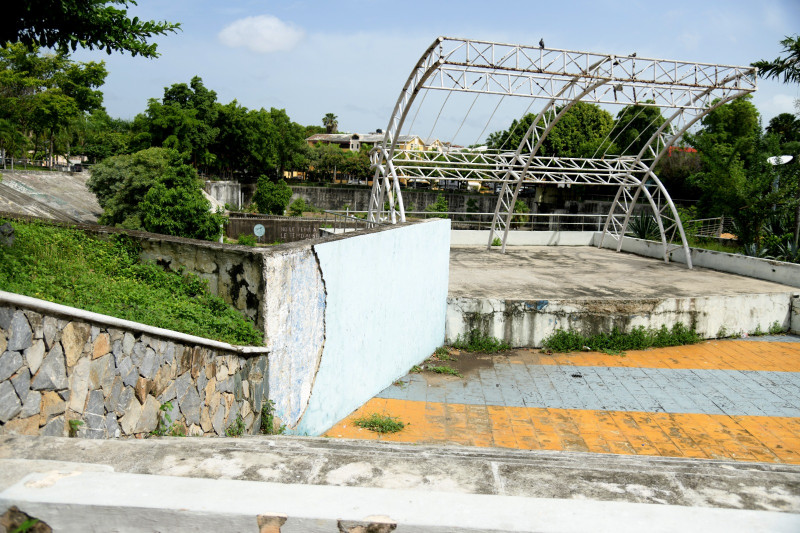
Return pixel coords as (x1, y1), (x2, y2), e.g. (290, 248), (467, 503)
(447, 246), (797, 346)
(1, 435), (798, 514)
(449, 246), (794, 300)
(0, 170), (101, 223)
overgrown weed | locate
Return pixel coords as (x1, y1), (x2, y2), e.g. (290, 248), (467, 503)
(543, 324), (701, 353)
(354, 413), (405, 433)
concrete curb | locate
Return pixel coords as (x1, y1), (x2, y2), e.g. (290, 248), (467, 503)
(2, 468), (799, 533)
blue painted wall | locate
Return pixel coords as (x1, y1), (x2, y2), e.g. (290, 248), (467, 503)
(292, 220), (451, 435)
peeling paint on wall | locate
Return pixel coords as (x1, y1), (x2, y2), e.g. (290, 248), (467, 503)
(262, 248), (326, 429)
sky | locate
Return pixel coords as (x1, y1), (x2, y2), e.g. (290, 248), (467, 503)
(72, 0), (800, 144)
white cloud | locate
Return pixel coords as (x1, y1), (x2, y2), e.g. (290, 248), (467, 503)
(218, 15), (304, 54)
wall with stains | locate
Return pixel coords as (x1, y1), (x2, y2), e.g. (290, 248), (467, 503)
(291, 220), (451, 435)
(446, 293), (794, 348)
(261, 248), (326, 429)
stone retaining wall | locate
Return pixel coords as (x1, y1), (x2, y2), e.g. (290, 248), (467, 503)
(0, 305), (268, 438)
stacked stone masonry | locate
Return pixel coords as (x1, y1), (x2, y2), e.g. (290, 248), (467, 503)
(0, 305), (268, 438)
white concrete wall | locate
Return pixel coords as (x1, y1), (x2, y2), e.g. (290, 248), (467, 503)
(451, 230), (596, 246)
(292, 220), (451, 435)
(596, 234), (800, 289)
(792, 296), (800, 335)
(447, 293), (793, 348)
(262, 249), (326, 430)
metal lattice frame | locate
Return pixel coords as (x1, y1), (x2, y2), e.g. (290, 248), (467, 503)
(367, 37), (757, 265)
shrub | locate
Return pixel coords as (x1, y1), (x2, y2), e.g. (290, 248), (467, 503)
(450, 329), (510, 353)
(424, 193), (449, 218)
(253, 176), (292, 215)
(628, 214), (660, 241)
(288, 197), (306, 217)
(237, 234), (257, 246)
(543, 324), (701, 353)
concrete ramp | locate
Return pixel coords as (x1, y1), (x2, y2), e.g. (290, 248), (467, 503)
(0, 170), (101, 223)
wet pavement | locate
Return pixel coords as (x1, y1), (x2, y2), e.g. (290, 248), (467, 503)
(325, 337), (800, 464)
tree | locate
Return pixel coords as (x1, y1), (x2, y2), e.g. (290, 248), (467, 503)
(140, 163), (224, 241)
(3, 1), (181, 58)
(486, 102), (614, 157)
(252, 176), (292, 215)
(138, 76), (219, 169)
(685, 97), (792, 244)
(610, 102), (665, 156)
(322, 113), (338, 134)
(87, 146), (172, 227)
(0, 43), (107, 166)
(752, 35), (800, 84)
(766, 113), (800, 145)
(753, 36), (800, 247)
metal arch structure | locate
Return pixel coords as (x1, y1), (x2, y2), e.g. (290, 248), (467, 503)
(367, 37), (757, 266)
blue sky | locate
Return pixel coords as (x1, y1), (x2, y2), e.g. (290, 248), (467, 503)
(73, 0), (799, 143)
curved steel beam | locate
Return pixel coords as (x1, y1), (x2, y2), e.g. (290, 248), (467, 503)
(368, 37), (447, 223)
(600, 74), (754, 266)
(488, 57), (614, 251)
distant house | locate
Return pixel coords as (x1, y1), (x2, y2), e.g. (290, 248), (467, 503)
(305, 132), (444, 152)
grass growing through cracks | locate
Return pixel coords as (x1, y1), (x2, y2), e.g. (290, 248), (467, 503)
(354, 413), (405, 434)
(450, 329), (510, 353)
(427, 365), (462, 377)
(542, 324), (701, 353)
(0, 218), (262, 345)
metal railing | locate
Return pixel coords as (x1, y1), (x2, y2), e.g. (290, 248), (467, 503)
(318, 210), (386, 233)
(688, 217), (735, 238)
(331, 211), (608, 231)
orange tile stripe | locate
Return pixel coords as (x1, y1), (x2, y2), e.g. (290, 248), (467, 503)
(525, 341), (800, 372)
(324, 397), (800, 464)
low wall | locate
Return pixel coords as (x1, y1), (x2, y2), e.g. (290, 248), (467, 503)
(597, 234), (800, 289)
(1, 214), (452, 437)
(446, 293), (793, 348)
(291, 220), (451, 435)
(226, 216), (321, 243)
(0, 295), (269, 438)
(204, 181), (242, 209)
(451, 230), (596, 246)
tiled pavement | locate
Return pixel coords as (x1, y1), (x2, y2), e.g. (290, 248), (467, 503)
(324, 339), (800, 464)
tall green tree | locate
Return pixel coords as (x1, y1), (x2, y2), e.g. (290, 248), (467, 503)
(3, 1), (181, 58)
(0, 43), (107, 166)
(486, 102), (614, 157)
(138, 76), (219, 170)
(610, 102), (665, 156)
(252, 176), (292, 215)
(685, 97), (792, 244)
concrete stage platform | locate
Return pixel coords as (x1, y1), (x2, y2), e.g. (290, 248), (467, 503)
(446, 246), (798, 347)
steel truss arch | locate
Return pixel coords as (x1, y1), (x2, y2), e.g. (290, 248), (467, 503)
(599, 76), (756, 266)
(367, 36), (757, 266)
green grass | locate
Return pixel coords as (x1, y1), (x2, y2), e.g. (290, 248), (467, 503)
(543, 324), (701, 353)
(686, 236), (741, 254)
(0, 218), (262, 345)
(353, 413), (405, 433)
(427, 365), (462, 377)
(450, 329), (511, 353)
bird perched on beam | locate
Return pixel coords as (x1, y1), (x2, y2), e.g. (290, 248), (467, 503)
(539, 38), (545, 49)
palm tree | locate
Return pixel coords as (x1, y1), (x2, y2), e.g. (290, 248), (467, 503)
(754, 36), (800, 248)
(322, 113), (338, 134)
(752, 35), (800, 84)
